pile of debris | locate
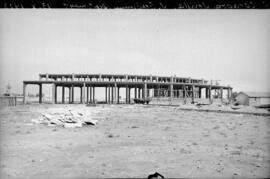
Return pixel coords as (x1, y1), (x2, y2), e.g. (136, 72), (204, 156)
(32, 109), (97, 128)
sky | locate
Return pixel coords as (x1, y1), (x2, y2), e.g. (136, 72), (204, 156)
(0, 10), (270, 95)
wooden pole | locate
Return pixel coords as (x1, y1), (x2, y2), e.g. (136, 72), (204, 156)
(39, 84), (42, 104)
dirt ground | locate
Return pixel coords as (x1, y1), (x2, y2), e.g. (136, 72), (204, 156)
(0, 104), (270, 178)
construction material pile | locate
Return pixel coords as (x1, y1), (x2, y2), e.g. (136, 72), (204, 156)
(32, 109), (97, 128)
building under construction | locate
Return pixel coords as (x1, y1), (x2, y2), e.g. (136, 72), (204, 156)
(23, 74), (233, 104)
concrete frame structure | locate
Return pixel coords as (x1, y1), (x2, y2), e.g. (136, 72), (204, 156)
(23, 73), (232, 104)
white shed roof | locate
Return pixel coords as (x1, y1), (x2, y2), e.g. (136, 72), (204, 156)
(240, 91), (270, 98)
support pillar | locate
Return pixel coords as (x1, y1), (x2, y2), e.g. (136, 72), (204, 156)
(39, 84), (42, 104)
(62, 86), (65, 104)
(80, 87), (83, 103)
(69, 87), (72, 103)
(126, 87), (129, 103)
(108, 86), (111, 104)
(23, 83), (26, 104)
(191, 85), (195, 104)
(55, 85), (57, 104)
(209, 86), (212, 104)
(138, 88), (141, 98)
(135, 87), (137, 99)
(93, 87), (95, 103)
(144, 83), (147, 99)
(128, 88), (131, 103)
(117, 87), (120, 104)
(105, 87), (108, 103)
(82, 83), (86, 104)
(111, 86), (114, 103)
(90, 87), (92, 103)
(220, 88), (223, 102)
(86, 87), (89, 103)
(52, 83), (55, 104)
(71, 86), (74, 103)
(114, 83), (117, 104)
(199, 87), (202, 98)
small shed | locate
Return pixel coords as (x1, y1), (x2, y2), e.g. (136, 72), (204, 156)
(235, 92), (270, 106)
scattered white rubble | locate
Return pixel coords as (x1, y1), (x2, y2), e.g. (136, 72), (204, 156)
(31, 109), (97, 128)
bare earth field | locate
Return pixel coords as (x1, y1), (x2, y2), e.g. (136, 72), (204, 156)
(0, 104), (270, 178)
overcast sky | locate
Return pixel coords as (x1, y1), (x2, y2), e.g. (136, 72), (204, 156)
(0, 10), (269, 95)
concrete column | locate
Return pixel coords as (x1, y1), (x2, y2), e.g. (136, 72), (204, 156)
(170, 84), (173, 98)
(80, 87), (83, 103)
(71, 86), (74, 103)
(62, 86), (65, 104)
(93, 87), (95, 103)
(114, 83), (117, 104)
(135, 87), (137, 99)
(191, 85), (195, 104)
(90, 87), (92, 103)
(117, 87), (120, 104)
(105, 87), (108, 103)
(138, 88), (141, 98)
(82, 83), (86, 104)
(111, 86), (114, 103)
(209, 86), (212, 103)
(52, 83), (55, 104)
(144, 83), (147, 99)
(126, 87), (129, 103)
(199, 88), (201, 98)
(128, 88), (131, 103)
(108, 86), (111, 104)
(23, 83), (26, 104)
(39, 84), (42, 104)
(220, 88), (223, 101)
(86, 87), (89, 103)
(55, 85), (58, 104)
(69, 87), (72, 103)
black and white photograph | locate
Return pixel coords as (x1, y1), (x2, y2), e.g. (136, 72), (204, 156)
(0, 3), (270, 178)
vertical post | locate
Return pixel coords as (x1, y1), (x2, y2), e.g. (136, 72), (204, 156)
(191, 85), (195, 104)
(108, 86), (111, 104)
(80, 87), (83, 103)
(114, 83), (117, 104)
(209, 86), (212, 104)
(128, 87), (131, 103)
(183, 86), (186, 104)
(69, 87), (72, 103)
(144, 83), (147, 99)
(170, 84), (173, 98)
(93, 87), (95, 103)
(135, 87), (137, 99)
(55, 85), (57, 104)
(199, 87), (201, 98)
(39, 84), (42, 104)
(62, 86), (65, 104)
(220, 88), (223, 102)
(86, 87), (89, 103)
(71, 85), (74, 103)
(126, 87), (128, 103)
(111, 86), (114, 103)
(82, 83), (86, 104)
(52, 83), (55, 104)
(90, 87), (92, 103)
(23, 83), (26, 104)
(105, 87), (108, 103)
(117, 87), (120, 104)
